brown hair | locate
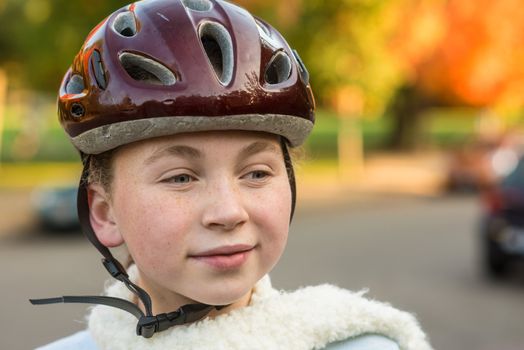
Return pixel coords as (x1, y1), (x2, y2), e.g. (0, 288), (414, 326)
(86, 149), (137, 267)
(87, 149), (116, 193)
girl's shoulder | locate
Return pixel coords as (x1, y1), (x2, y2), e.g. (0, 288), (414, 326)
(36, 330), (97, 350)
(324, 334), (399, 350)
(251, 280), (430, 350)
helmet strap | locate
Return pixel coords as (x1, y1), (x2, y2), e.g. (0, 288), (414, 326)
(280, 137), (297, 221)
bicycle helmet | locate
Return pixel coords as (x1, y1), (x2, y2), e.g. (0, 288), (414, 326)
(31, 0), (315, 338)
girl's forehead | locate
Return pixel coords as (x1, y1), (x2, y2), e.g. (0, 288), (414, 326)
(116, 130), (282, 161)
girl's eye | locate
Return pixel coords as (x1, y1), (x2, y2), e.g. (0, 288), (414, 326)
(246, 170), (270, 181)
(163, 174), (194, 184)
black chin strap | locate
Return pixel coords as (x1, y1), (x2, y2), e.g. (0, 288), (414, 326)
(280, 138), (297, 221)
(30, 156), (221, 338)
(30, 295), (217, 338)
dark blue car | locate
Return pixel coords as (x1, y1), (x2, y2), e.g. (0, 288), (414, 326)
(32, 185), (79, 231)
(481, 155), (524, 276)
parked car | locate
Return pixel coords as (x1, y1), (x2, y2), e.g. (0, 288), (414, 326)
(480, 154), (524, 277)
(446, 133), (524, 193)
(31, 185), (79, 231)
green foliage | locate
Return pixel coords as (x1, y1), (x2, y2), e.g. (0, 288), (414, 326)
(305, 110), (392, 160)
(0, 0), (130, 90)
(305, 108), (479, 160)
(1, 127), (78, 162)
(0, 0), (407, 113)
(243, 0), (406, 115)
(421, 108), (479, 148)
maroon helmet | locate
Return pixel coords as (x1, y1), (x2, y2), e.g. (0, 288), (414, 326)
(58, 0), (315, 154)
(31, 0), (315, 338)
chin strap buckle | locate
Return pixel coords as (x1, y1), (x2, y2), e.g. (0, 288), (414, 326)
(137, 311), (184, 338)
(102, 258), (128, 280)
(136, 304), (217, 338)
(137, 316), (159, 338)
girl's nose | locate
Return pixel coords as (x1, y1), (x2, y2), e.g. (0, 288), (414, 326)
(201, 182), (249, 231)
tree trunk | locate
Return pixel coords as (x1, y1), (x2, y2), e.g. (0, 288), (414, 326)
(0, 69), (7, 166)
(386, 85), (431, 150)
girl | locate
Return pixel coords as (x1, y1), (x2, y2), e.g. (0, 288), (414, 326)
(31, 0), (433, 349)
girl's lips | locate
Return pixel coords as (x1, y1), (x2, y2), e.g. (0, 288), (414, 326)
(190, 244), (254, 269)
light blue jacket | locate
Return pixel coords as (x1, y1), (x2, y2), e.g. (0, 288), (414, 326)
(37, 330), (399, 350)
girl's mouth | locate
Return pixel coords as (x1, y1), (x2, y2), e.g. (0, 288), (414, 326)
(190, 244), (254, 269)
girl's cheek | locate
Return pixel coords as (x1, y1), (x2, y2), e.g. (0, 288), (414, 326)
(264, 182), (292, 217)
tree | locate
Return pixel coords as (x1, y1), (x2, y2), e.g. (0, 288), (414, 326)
(414, 0), (524, 109)
(389, 0), (524, 148)
(235, 0), (415, 177)
(0, 0), (130, 91)
(236, 0), (409, 117)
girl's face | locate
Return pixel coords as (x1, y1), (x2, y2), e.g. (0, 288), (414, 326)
(89, 131), (292, 313)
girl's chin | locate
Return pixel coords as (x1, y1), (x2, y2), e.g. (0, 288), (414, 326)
(188, 287), (253, 310)
(138, 271), (256, 312)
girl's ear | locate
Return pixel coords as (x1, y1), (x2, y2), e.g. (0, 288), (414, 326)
(88, 184), (124, 247)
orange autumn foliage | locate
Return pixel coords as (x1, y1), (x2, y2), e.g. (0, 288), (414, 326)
(395, 0), (524, 107)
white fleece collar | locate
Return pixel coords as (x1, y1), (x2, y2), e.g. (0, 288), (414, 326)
(88, 266), (433, 350)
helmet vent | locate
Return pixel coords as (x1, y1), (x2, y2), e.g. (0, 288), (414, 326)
(265, 51), (292, 85)
(119, 52), (177, 86)
(182, 0), (212, 12)
(199, 22), (234, 85)
(65, 74), (85, 94)
(255, 18), (271, 40)
(113, 11), (137, 37)
(90, 50), (107, 90)
(292, 49), (309, 85)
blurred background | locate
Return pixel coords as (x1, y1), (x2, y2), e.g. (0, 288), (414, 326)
(1, 0), (524, 349)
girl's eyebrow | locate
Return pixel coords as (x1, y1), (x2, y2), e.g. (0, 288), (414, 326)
(144, 145), (202, 165)
(237, 141), (280, 161)
(143, 140), (279, 165)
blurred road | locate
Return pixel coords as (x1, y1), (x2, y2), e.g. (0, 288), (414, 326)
(1, 191), (524, 350)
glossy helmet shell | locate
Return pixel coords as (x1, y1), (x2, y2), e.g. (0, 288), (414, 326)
(58, 0), (315, 155)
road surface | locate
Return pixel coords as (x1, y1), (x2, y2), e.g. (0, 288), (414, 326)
(1, 193), (523, 350)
